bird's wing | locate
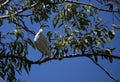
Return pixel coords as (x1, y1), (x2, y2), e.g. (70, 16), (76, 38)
(36, 33), (50, 57)
(40, 33), (50, 48)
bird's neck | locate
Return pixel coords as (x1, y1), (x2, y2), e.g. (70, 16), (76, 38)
(38, 29), (43, 34)
(34, 29), (43, 41)
(35, 29), (43, 37)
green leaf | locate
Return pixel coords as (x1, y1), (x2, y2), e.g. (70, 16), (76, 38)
(5, 10), (9, 15)
(0, 49), (6, 55)
(0, 76), (3, 80)
(55, 40), (68, 49)
(108, 56), (113, 63)
(64, 9), (72, 21)
(23, 0), (31, 8)
(47, 31), (52, 42)
(0, 18), (3, 26)
(95, 39), (100, 46)
(54, 32), (59, 39)
(17, 42), (24, 54)
(93, 54), (98, 62)
(28, 63), (31, 72)
(105, 48), (112, 55)
(108, 30), (115, 39)
(112, 24), (120, 29)
(0, 72), (4, 81)
(58, 22), (63, 28)
(24, 63), (31, 74)
(64, 47), (68, 54)
(96, 18), (102, 26)
(23, 41), (28, 55)
(14, 28), (24, 40)
(26, 38), (35, 48)
(34, 16), (39, 23)
(100, 37), (106, 43)
(17, 60), (23, 71)
(53, 15), (59, 28)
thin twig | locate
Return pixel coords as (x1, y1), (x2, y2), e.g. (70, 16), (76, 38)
(88, 57), (118, 82)
(0, 2), (38, 19)
(0, 0), (10, 7)
(18, 18), (36, 36)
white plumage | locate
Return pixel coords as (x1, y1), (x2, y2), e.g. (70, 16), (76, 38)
(34, 27), (50, 58)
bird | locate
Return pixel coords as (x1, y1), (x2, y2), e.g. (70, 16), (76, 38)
(34, 24), (51, 59)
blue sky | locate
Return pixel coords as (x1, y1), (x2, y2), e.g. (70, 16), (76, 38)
(0, 0), (120, 82)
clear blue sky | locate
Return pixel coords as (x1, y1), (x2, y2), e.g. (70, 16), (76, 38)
(0, 0), (120, 82)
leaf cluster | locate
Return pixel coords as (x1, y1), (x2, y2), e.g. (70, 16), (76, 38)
(0, 27), (34, 81)
(50, 2), (116, 62)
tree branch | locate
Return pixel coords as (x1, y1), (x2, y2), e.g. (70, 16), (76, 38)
(0, 0), (119, 19)
(0, 53), (119, 82)
(0, 0), (10, 7)
(0, 53), (120, 82)
(16, 18), (36, 36)
(0, 54), (120, 64)
(64, 0), (120, 13)
(0, 2), (38, 19)
(88, 57), (118, 82)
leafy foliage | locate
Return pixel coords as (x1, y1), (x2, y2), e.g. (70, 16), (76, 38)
(0, 0), (120, 82)
(0, 28), (33, 81)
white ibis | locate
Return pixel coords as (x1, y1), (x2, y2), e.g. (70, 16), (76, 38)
(34, 25), (51, 59)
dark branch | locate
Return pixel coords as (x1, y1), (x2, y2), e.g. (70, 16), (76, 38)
(88, 57), (118, 82)
(0, 0), (119, 19)
(64, 0), (120, 13)
(18, 18), (36, 36)
(0, 54), (120, 64)
(0, 53), (119, 81)
(0, 3), (38, 19)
